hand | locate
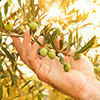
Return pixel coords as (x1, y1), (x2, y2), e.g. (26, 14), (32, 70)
(12, 29), (100, 100)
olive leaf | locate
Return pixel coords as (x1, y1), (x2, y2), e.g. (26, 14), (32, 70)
(8, 69), (16, 86)
(30, 0), (35, 18)
(37, 93), (41, 100)
(0, 11), (2, 30)
(68, 33), (72, 44)
(0, 34), (2, 47)
(75, 35), (96, 54)
(60, 39), (63, 49)
(20, 80), (31, 90)
(50, 28), (61, 42)
(0, 74), (9, 79)
(59, 55), (66, 65)
(76, 29), (79, 50)
(0, 83), (3, 100)
(18, 0), (21, 7)
(7, 87), (10, 96)
(4, 2), (8, 16)
(14, 95), (21, 98)
(34, 38), (43, 46)
(1, 46), (15, 61)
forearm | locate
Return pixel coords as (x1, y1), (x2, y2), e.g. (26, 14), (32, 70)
(77, 77), (100, 100)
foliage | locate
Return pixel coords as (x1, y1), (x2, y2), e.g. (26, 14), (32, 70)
(0, 0), (100, 100)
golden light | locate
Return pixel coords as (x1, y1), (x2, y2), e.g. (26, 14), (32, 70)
(48, 3), (61, 17)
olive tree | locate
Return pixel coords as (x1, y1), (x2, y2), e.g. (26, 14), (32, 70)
(0, 0), (100, 100)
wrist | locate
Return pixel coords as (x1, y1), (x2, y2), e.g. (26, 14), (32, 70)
(77, 77), (100, 100)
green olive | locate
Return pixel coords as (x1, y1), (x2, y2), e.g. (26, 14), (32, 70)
(29, 22), (38, 30)
(39, 48), (48, 57)
(5, 21), (13, 31)
(62, 24), (66, 30)
(64, 63), (71, 72)
(48, 50), (56, 59)
(7, 0), (12, 7)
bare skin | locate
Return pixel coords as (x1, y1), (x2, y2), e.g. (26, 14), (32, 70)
(12, 29), (100, 100)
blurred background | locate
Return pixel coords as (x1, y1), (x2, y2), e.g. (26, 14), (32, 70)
(0, 0), (100, 100)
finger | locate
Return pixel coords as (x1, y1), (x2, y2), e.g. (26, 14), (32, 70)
(28, 36), (44, 69)
(12, 37), (22, 56)
(21, 29), (33, 69)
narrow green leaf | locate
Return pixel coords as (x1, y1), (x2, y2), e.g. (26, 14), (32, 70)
(20, 80), (31, 90)
(51, 28), (61, 42)
(0, 74), (9, 79)
(76, 29), (79, 50)
(18, 0), (21, 7)
(4, 2), (8, 16)
(0, 35), (2, 47)
(0, 83), (3, 100)
(76, 36), (96, 54)
(8, 69), (16, 86)
(0, 11), (2, 30)
(60, 39), (63, 49)
(34, 38), (43, 46)
(59, 55), (66, 65)
(79, 36), (82, 47)
(7, 87), (10, 96)
(68, 33), (72, 44)
(1, 46), (14, 61)
(37, 93), (41, 100)
(22, 3), (25, 16)
(69, 41), (76, 47)
(63, 41), (67, 48)
(35, 6), (39, 17)
(14, 95), (20, 98)
(30, 0), (35, 18)
(51, 42), (58, 52)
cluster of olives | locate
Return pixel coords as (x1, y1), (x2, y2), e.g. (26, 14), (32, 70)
(38, 47), (80, 72)
(5, 21), (38, 32)
(5, 20), (81, 72)
(39, 47), (56, 59)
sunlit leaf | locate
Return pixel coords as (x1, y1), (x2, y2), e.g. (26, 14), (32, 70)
(79, 36), (82, 47)
(75, 36), (96, 54)
(51, 42), (58, 51)
(7, 87), (10, 96)
(76, 29), (79, 50)
(4, 2), (8, 16)
(14, 95), (21, 98)
(18, 0), (21, 7)
(0, 34), (2, 47)
(20, 80), (31, 90)
(68, 33), (72, 44)
(63, 41), (67, 49)
(69, 41), (76, 47)
(51, 28), (61, 42)
(8, 69), (16, 86)
(34, 38), (43, 46)
(0, 11), (2, 30)
(38, 0), (42, 11)
(37, 93), (41, 100)
(60, 39), (63, 49)
(22, 3), (25, 16)
(0, 74), (9, 79)
(59, 55), (66, 65)
(0, 83), (3, 100)
(1, 46), (14, 61)
(35, 6), (39, 17)
(30, 0), (35, 18)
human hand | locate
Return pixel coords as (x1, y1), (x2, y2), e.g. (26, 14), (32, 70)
(12, 29), (100, 100)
